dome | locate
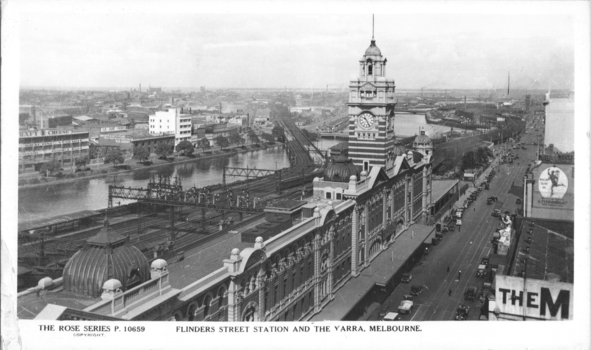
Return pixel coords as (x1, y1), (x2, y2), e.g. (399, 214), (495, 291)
(151, 259), (168, 269)
(325, 156), (360, 182)
(37, 277), (54, 289)
(62, 218), (150, 298)
(365, 39), (382, 56)
(414, 132), (432, 144)
(102, 279), (122, 291)
(392, 143), (407, 156)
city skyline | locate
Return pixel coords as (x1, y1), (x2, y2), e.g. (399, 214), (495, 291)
(17, 2), (575, 91)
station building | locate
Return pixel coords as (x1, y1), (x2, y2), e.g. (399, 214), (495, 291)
(18, 30), (461, 322)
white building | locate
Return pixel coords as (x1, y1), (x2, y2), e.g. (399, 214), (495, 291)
(149, 108), (192, 146)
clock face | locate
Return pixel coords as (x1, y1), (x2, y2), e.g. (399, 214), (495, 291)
(358, 112), (375, 129)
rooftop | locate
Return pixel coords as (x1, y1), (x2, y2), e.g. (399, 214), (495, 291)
(431, 179), (459, 203)
(512, 220), (574, 283)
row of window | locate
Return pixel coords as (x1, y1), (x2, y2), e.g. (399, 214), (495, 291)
(356, 132), (377, 139)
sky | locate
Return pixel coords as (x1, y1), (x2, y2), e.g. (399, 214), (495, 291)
(15, 1), (576, 90)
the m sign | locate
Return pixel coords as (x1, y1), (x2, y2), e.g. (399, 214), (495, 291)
(495, 275), (573, 320)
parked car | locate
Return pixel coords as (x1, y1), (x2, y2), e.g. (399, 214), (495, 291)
(401, 273), (413, 283)
(397, 300), (414, 314)
(382, 312), (401, 321)
(492, 209), (502, 217)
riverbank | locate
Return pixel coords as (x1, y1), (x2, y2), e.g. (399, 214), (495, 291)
(18, 142), (284, 190)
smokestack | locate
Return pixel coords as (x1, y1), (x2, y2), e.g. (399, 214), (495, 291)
(32, 105), (36, 128)
(507, 71), (510, 96)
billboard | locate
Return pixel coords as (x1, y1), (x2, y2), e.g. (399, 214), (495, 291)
(530, 165), (574, 221)
(495, 275), (573, 320)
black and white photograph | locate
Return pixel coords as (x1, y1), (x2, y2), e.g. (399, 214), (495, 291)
(2, 1), (589, 349)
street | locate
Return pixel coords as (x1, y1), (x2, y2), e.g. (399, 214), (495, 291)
(381, 114), (542, 321)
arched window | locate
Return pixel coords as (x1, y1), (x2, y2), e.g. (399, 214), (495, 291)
(203, 294), (212, 319)
(368, 63), (373, 76)
(242, 302), (258, 322)
(321, 253), (329, 272)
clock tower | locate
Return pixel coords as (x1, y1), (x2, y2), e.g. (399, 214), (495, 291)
(347, 22), (397, 173)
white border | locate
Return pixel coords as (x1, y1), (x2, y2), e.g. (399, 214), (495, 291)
(2, 1), (589, 350)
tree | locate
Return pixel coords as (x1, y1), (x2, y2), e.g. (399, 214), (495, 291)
(248, 130), (260, 144)
(104, 148), (125, 166)
(300, 128), (318, 142)
(476, 146), (493, 165)
(75, 156), (89, 169)
(89, 143), (99, 159)
(272, 125), (285, 141)
(228, 130), (243, 145)
(461, 151), (477, 171)
(40, 160), (61, 177)
(155, 142), (173, 159)
(176, 140), (194, 156)
(133, 145), (150, 162)
(214, 135), (229, 149)
(260, 133), (274, 143)
(198, 137), (210, 151)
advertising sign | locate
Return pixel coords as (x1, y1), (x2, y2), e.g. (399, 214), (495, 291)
(530, 165), (574, 221)
(495, 275), (573, 320)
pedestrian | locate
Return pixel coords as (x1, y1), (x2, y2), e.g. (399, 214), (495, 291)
(448, 289), (452, 296)
(458, 270), (462, 279)
(458, 225), (461, 232)
(473, 207), (476, 212)
(447, 265), (450, 272)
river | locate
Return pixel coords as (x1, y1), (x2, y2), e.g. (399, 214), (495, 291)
(18, 114), (459, 222)
(18, 146), (289, 222)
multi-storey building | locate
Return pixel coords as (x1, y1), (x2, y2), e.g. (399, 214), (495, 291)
(18, 129), (90, 173)
(149, 108), (192, 147)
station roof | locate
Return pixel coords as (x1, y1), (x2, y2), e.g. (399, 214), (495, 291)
(310, 224), (434, 321)
(18, 210), (100, 232)
(431, 179), (459, 204)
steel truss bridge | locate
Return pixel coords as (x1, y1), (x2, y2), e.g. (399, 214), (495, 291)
(108, 175), (267, 214)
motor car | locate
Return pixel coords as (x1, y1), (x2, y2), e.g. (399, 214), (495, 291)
(516, 198), (522, 205)
(401, 273), (412, 283)
(481, 257), (489, 266)
(487, 196), (498, 202)
(464, 286), (478, 301)
(382, 312), (400, 321)
(410, 285), (424, 296)
(476, 265), (487, 278)
(403, 294), (414, 301)
(397, 300), (414, 314)
(455, 305), (470, 320)
(492, 209), (502, 217)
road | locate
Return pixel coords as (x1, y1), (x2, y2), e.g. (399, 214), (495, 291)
(380, 112), (544, 321)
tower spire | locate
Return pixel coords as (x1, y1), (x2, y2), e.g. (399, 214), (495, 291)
(372, 14), (375, 40)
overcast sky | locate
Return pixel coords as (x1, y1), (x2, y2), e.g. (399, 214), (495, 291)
(16, 1), (576, 90)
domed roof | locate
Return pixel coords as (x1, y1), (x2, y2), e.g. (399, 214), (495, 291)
(62, 218), (150, 298)
(392, 142), (407, 156)
(364, 39), (382, 56)
(325, 156), (360, 183)
(414, 131), (432, 144)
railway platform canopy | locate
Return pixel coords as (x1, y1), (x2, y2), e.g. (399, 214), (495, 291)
(310, 224), (434, 321)
(18, 210), (100, 233)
